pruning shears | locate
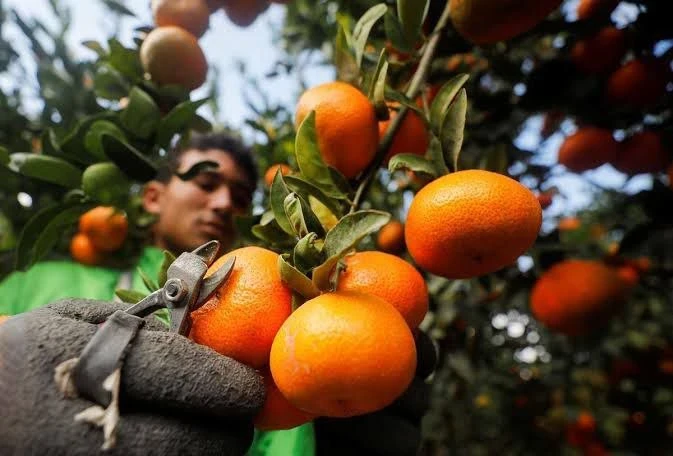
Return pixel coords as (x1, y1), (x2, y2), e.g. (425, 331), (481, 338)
(69, 240), (235, 407)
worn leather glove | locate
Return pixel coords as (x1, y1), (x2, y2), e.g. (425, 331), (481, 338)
(313, 329), (438, 456)
(0, 298), (265, 456)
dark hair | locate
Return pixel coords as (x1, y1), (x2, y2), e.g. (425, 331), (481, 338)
(155, 132), (258, 186)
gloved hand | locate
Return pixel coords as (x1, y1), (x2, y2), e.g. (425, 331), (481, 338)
(313, 329), (438, 456)
(0, 298), (266, 456)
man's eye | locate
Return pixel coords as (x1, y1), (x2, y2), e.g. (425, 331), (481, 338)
(196, 180), (217, 192)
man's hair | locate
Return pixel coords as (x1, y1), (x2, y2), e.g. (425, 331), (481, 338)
(155, 132), (258, 186)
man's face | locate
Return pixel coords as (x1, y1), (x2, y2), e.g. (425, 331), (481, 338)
(143, 148), (255, 254)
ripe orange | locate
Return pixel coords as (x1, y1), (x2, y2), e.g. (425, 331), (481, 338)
(576, 411), (597, 434)
(335, 251), (428, 328)
(405, 169), (542, 279)
(444, 53), (488, 73)
(253, 370), (316, 431)
(570, 26), (626, 75)
(78, 206), (128, 253)
(616, 264), (640, 289)
(151, 0), (210, 38)
(576, 0), (619, 20)
(264, 163), (291, 187)
(70, 233), (103, 266)
(223, 0), (270, 27)
(270, 291), (416, 418)
(376, 220), (406, 255)
(605, 58), (670, 109)
(190, 246), (293, 369)
(613, 131), (672, 175)
(557, 127), (618, 172)
(530, 259), (629, 336)
(449, 0), (563, 44)
(140, 26), (208, 91)
(295, 81), (379, 179)
(378, 102), (430, 164)
(558, 216), (581, 231)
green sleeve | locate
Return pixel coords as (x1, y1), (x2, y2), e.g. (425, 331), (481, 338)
(0, 269), (26, 315)
(248, 423), (315, 456)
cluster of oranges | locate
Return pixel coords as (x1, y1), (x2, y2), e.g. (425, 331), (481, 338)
(558, 127), (672, 177)
(140, 0), (290, 91)
(70, 207), (128, 266)
(189, 246), (428, 429)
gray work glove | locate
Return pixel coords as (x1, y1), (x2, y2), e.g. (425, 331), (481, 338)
(0, 299), (265, 456)
(313, 329), (438, 456)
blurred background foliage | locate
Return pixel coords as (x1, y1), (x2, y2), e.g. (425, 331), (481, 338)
(1, 0), (673, 454)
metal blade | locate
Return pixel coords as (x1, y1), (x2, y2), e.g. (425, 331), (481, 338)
(190, 240), (221, 267)
(194, 256), (236, 309)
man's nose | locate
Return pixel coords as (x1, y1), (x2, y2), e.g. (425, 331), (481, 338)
(208, 186), (233, 212)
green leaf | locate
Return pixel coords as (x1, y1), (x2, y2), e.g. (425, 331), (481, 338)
(283, 193), (325, 239)
(397, 0), (429, 44)
(388, 153), (438, 178)
(156, 98), (209, 148)
(115, 289), (147, 304)
(383, 87), (425, 116)
(324, 210), (391, 258)
(138, 267), (159, 292)
(101, 0), (136, 17)
(479, 144), (509, 175)
(0, 146), (8, 166)
(293, 233), (324, 274)
(157, 250), (177, 287)
(312, 255), (340, 293)
(430, 73), (469, 137)
(353, 4), (388, 67)
(84, 120), (127, 162)
(428, 136), (450, 176)
(15, 204), (65, 270)
(335, 15), (359, 84)
(175, 160), (219, 181)
(384, 10), (412, 53)
(107, 38), (143, 79)
(8, 153), (82, 189)
(278, 254), (320, 300)
(0, 211), (17, 251)
(120, 87), (162, 139)
(93, 63), (130, 100)
(270, 170), (296, 236)
(32, 204), (92, 266)
(101, 134), (157, 181)
(440, 88), (467, 172)
(369, 50), (389, 118)
(283, 175), (344, 218)
(251, 220), (295, 247)
(294, 111), (347, 199)
(82, 40), (106, 57)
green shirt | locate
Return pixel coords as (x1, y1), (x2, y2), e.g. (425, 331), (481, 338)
(0, 247), (315, 456)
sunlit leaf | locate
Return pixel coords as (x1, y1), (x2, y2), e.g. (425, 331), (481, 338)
(278, 254), (320, 299)
(353, 4), (388, 67)
(8, 153), (82, 188)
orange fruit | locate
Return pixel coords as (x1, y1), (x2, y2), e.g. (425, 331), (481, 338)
(405, 169), (542, 279)
(264, 163), (291, 187)
(140, 26), (208, 91)
(536, 192), (553, 209)
(190, 246), (293, 368)
(576, 411), (597, 434)
(576, 0), (619, 20)
(605, 58), (670, 109)
(449, 0), (563, 44)
(295, 81), (378, 179)
(616, 264), (640, 288)
(70, 233), (103, 266)
(613, 131), (672, 175)
(530, 259), (629, 336)
(376, 220), (406, 255)
(270, 291), (416, 418)
(253, 370), (316, 431)
(0, 315), (9, 325)
(151, 0), (210, 38)
(444, 53), (488, 73)
(558, 216), (581, 231)
(78, 206), (128, 253)
(335, 251), (428, 328)
(557, 127), (618, 172)
(570, 26), (626, 75)
(223, 0), (270, 27)
(378, 102), (430, 164)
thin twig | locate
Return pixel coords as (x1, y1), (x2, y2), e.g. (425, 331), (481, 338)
(350, 1), (453, 213)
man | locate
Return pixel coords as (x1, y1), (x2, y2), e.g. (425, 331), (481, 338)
(0, 132), (431, 455)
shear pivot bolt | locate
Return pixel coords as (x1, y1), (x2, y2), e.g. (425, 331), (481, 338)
(164, 278), (187, 302)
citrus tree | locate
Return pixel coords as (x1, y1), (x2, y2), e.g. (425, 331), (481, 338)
(2, 0), (673, 455)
